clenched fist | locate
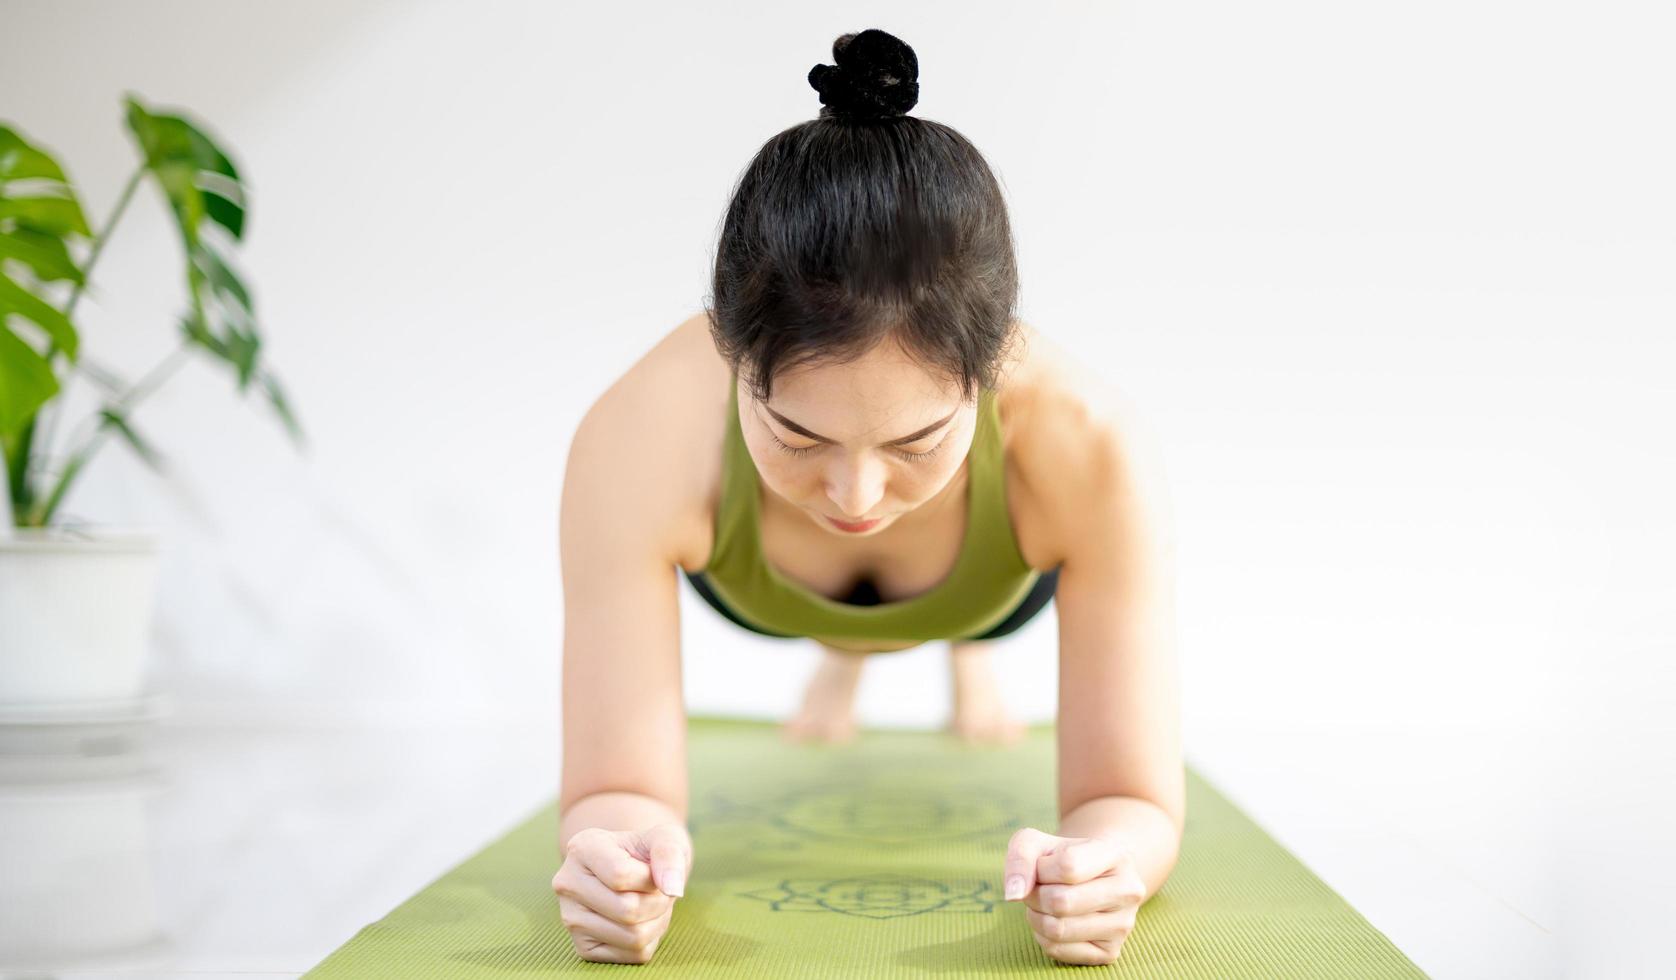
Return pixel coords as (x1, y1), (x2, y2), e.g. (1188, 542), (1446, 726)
(551, 823), (692, 964)
(1002, 826), (1148, 965)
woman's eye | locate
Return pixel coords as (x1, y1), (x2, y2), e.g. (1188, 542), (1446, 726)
(894, 441), (945, 462)
(769, 434), (818, 458)
(770, 433), (945, 463)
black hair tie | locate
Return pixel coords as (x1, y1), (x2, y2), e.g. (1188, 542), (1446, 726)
(808, 28), (920, 121)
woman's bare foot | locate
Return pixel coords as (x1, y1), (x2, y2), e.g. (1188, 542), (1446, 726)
(782, 642), (866, 744)
(946, 639), (1027, 744)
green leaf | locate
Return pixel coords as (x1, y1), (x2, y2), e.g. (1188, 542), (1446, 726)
(0, 127), (88, 240)
(0, 194), (92, 237)
(179, 305), (261, 390)
(98, 407), (165, 472)
(120, 97), (301, 459)
(228, 326), (260, 388)
(200, 189), (245, 240)
(0, 322), (58, 435)
(0, 227), (82, 283)
(123, 97), (186, 170)
(194, 319), (263, 390)
(259, 370), (304, 446)
(0, 125), (71, 183)
(0, 273), (78, 358)
(178, 311), (226, 356)
(0, 132), (90, 393)
(196, 173), (247, 241)
(192, 243), (251, 312)
(153, 162), (204, 248)
(124, 96), (246, 242)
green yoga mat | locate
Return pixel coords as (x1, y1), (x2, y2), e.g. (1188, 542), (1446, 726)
(305, 716), (1427, 978)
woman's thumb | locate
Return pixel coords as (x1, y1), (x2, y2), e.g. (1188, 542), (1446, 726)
(642, 823), (691, 897)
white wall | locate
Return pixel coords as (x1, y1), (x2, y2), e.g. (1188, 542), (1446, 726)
(3, 1), (1669, 740)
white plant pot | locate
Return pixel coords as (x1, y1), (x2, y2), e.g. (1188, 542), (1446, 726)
(0, 528), (161, 706)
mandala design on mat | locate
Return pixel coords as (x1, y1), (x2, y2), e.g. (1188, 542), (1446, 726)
(740, 874), (996, 918)
(769, 783), (1022, 845)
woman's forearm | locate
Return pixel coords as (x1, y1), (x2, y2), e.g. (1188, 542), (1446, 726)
(1057, 794), (1182, 900)
(559, 790), (689, 850)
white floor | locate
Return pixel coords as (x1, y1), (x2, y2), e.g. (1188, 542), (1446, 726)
(0, 716), (1593, 979)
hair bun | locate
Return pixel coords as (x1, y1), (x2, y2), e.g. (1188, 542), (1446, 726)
(807, 29), (919, 121)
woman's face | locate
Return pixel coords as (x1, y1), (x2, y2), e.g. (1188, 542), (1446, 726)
(738, 339), (978, 537)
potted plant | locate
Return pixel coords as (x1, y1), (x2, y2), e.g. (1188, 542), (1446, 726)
(0, 94), (301, 717)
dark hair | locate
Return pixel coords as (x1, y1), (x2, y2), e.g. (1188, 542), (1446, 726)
(705, 28), (1021, 406)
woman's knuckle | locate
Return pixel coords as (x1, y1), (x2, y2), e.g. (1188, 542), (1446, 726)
(576, 935), (610, 959)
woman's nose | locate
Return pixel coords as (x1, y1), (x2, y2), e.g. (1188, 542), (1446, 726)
(826, 454), (886, 519)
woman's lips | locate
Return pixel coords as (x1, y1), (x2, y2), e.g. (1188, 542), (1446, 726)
(825, 514), (881, 533)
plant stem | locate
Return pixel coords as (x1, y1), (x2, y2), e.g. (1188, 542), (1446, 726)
(4, 429), (29, 526)
(63, 165), (145, 321)
(30, 343), (191, 527)
(8, 405), (38, 526)
(25, 164), (148, 515)
(114, 344), (191, 413)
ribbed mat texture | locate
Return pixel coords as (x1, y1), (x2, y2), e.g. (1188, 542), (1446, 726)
(304, 716), (1427, 977)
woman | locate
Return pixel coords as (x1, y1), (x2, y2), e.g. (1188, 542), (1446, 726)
(552, 29), (1183, 968)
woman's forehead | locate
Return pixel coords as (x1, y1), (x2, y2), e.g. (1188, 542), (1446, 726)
(763, 343), (957, 397)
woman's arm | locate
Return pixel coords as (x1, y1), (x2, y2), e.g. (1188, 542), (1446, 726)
(557, 380), (693, 842)
(560, 792), (690, 857)
(1042, 388), (1186, 898)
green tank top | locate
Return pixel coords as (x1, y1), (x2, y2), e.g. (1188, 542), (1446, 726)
(697, 376), (1042, 646)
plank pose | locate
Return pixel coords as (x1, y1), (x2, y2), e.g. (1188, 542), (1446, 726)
(552, 28), (1183, 968)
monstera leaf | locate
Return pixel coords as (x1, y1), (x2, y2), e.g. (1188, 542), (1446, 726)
(3, 97), (304, 527)
(124, 94), (295, 438)
(0, 125), (87, 437)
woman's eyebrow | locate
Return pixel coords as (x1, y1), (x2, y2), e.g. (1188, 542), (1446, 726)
(762, 404), (956, 446)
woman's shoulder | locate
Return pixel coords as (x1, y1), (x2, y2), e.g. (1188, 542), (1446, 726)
(566, 311), (731, 572)
(997, 319), (1145, 448)
(998, 320), (1172, 569)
